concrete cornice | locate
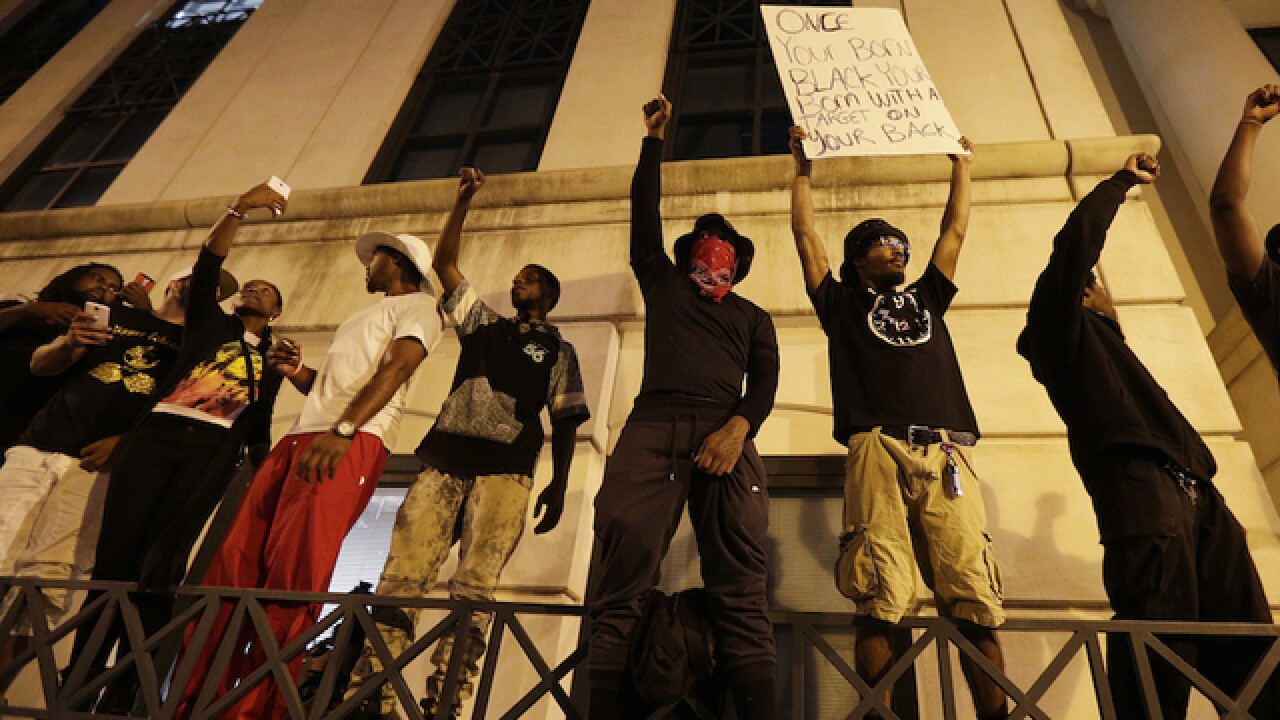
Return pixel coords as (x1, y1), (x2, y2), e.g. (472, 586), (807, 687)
(0, 135), (1158, 242)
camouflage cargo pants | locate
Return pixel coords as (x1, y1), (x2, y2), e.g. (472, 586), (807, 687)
(348, 466), (532, 714)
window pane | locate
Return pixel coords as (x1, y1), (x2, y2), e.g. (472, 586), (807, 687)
(46, 117), (118, 165)
(365, 0), (588, 184)
(2, 171), (74, 212)
(1251, 28), (1280, 73)
(674, 116), (751, 159)
(0, 0), (110, 105)
(1, 0), (259, 211)
(53, 166), (122, 208)
(760, 109), (792, 155)
(682, 61), (754, 111)
(471, 136), (535, 173)
(394, 144), (462, 181)
(97, 110), (165, 161)
(485, 78), (555, 129)
(415, 85), (486, 135)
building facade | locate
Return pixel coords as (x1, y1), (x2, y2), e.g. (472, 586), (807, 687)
(2, 0), (1280, 716)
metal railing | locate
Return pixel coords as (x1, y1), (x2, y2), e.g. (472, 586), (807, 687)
(3, 578), (1279, 719)
(0, 578), (587, 720)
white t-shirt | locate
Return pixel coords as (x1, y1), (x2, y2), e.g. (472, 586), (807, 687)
(290, 292), (440, 447)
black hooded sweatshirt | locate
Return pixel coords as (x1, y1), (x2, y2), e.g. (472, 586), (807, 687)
(1016, 170), (1215, 480)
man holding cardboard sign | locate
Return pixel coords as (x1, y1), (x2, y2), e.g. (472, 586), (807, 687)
(788, 125), (1008, 720)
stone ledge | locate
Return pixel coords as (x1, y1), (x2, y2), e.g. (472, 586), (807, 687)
(0, 135), (1158, 241)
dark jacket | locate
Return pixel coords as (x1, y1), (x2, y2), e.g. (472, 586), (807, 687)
(1016, 170), (1215, 479)
(132, 246), (285, 586)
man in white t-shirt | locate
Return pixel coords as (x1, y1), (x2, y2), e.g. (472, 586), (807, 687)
(174, 232), (441, 720)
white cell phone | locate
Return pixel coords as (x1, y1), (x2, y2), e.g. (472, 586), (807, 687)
(267, 175), (291, 200)
(84, 300), (110, 327)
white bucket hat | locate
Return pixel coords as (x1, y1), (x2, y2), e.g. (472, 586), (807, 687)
(168, 266), (239, 301)
(355, 232), (438, 297)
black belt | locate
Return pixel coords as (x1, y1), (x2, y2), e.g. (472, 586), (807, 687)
(879, 425), (977, 447)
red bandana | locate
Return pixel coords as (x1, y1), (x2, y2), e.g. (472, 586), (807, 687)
(688, 235), (736, 302)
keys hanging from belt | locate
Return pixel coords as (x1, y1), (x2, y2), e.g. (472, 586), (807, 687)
(1163, 462), (1200, 506)
(941, 442), (963, 498)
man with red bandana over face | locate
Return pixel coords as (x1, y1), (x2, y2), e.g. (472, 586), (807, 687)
(588, 96), (780, 720)
(789, 126), (1009, 720)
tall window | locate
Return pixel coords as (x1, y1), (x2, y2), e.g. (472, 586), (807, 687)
(0, 0), (263, 213)
(0, 0), (110, 106)
(364, 0), (590, 184)
(1251, 28), (1280, 74)
(662, 0), (848, 160)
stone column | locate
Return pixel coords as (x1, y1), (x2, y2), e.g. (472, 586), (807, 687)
(1093, 0), (1280, 232)
(537, 0), (678, 171)
(101, 0), (456, 204)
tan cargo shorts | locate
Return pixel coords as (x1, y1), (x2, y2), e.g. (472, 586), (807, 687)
(835, 428), (1005, 628)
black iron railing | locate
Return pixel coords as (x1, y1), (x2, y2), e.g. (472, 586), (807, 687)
(3, 578), (1279, 719)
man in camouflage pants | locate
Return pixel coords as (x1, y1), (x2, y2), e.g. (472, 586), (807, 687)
(350, 167), (589, 718)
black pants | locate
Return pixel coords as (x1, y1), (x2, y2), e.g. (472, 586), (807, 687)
(589, 407), (774, 688)
(66, 413), (237, 702)
(1084, 451), (1278, 720)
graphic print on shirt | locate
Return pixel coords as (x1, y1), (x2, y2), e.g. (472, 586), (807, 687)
(161, 340), (264, 421)
(88, 343), (165, 395)
(522, 340), (549, 364)
(435, 376), (523, 444)
(867, 289), (932, 347)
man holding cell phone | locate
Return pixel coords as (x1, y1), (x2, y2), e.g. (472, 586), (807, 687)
(0, 258), (187, 666)
(65, 180), (294, 713)
(0, 263), (124, 457)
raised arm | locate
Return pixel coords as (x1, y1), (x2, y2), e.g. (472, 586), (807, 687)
(1023, 154), (1157, 368)
(1209, 84), (1279, 281)
(789, 126), (831, 292)
(434, 167), (486, 296)
(209, 182), (287, 258)
(931, 137), (974, 280)
(295, 336), (426, 483)
(631, 95), (672, 271)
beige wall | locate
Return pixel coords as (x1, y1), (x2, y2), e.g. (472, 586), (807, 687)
(4, 136), (1278, 717)
(3, 0), (1280, 716)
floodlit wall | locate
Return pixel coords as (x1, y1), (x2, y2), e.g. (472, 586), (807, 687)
(2, 0), (1279, 717)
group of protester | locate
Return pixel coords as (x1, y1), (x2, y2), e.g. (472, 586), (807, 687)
(0, 85), (1278, 720)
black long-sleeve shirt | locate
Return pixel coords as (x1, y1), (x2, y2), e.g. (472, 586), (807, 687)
(629, 137), (779, 436)
(1017, 171), (1215, 479)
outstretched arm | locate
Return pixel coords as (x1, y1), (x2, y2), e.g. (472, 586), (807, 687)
(207, 182), (287, 258)
(789, 126), (831, 292)
(931, 137), (974, 280)
(1209, 84), (1279, 281)
(434, 167), (486, 296)
(295, 337), (426, 483)
(1023, 153), (1157, 367)
(631, 95), (672, 272)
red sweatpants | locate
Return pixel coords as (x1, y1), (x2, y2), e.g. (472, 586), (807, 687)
(174, 431), (387, 719)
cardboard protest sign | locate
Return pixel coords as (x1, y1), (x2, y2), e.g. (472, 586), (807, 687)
(761, 5), (966, 158)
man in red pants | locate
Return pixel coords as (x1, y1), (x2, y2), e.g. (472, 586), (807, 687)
(175, 232), (441, 719)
